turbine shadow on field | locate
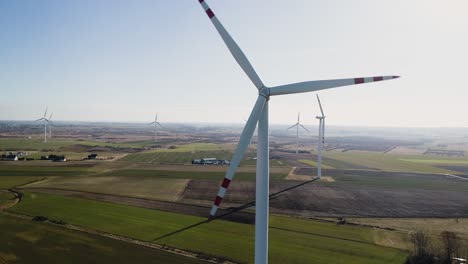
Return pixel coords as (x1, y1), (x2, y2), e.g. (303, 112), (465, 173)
(154, 178), (319, 241)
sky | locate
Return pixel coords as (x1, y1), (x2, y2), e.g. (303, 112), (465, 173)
(1, 0), (467, 127)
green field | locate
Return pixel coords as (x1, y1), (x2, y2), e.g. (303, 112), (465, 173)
(299, 159), (334, 169)
(101, 169), (287, 181)
(0, 138), (147, 151)
(0, 165), (95, 177)
(0, 176), (44, 189)
(347, 218), (468, 240)
(330, 171), (468, 191)
(0, 190), (15, 209)
(400, 158), (468, 165)
(0, 214), (207, 264)
(9, 192), (408, 264)
(323, 151), (462, 173)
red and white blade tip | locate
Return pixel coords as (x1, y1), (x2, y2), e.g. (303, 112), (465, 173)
(353, 76), (399, 84)
(198, 0), (215, 19)
(209, 177), (232, 217)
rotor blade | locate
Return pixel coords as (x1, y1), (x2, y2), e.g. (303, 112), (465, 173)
(269, 76), (399, 96)
(148, 121), (156, 125)
(297, 112), (300, 123)
(43, 107), (48, 118)
(300, 124), (310, 133)
(198, 0), (264, 90)
(155, 113), (158, 122)
(49, 112), (53, 120)
(287, 124), (298, 130)
(156, 122), (163, 128)
(209, 95), (267, 218)
(316, 94), (325, 117)
(35, 118), (45, 121)
(46, 119), (54, 126)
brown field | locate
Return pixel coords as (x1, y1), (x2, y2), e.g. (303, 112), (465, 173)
(23, 176), (189, 201)
(182, 178), (468, 218)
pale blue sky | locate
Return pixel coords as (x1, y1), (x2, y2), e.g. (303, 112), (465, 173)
(1, 0), (467, 127)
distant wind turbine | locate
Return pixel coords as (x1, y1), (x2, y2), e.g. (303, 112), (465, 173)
(35, 107), (52, 143)
(197, 1), (400, 263)
(288, 112), (310, 154)
(316, 95), (325, 179)
(148, 113), (163, 142)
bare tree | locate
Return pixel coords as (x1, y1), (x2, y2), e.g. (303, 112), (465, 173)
(412, 230), (431, 257)
(440, 231), (460, 264)
(407, 230), (435, 264)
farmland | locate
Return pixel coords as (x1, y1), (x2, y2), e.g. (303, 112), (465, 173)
(24, 176), (190, 201)
(1, 123), (468, 263)
(0, 214), (208, 264)
(8, 191), (408, 264)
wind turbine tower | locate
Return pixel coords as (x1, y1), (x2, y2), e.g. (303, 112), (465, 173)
(316, 95), (325, 179)
(35, 107), (51, 143)
(197, 1), (400, 263)
(288, 112), (309, 154)
(148, 113), (162, 142)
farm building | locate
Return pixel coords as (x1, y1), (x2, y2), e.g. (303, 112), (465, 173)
(40, 154), (67, 162)
(88, 154), (98, 160)
(3, 155), (18, 161)
(192, 158), (230, 165)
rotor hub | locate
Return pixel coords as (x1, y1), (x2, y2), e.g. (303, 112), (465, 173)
(259, 87), (270, 100)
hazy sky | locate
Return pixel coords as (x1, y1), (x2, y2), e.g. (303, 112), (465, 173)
(1, 0), (467, 127)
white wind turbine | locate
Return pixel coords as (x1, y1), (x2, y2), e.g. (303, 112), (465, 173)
(35, 107), (51, 143)
(197, 1), (399, 263)
(287, 112), (310, 154)
(316, 95), (325, 179)
(148, 113), (162, 142)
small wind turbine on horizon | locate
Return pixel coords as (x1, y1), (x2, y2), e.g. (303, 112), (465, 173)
(148, 113), (162, 142)
(316, 95), (325, 179)
(196, 1), (400, 263)
(287, 112), (309, 154)
(35, 107), (52, 143)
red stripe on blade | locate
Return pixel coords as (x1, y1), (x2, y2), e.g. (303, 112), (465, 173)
(373, 76), (383, 81)
(354, 78), (364, 84)
(221, 178), (231, 188)
(199, 0), (204, 3)
(214, 196), (223, 206)
(206, 9), (215, 18)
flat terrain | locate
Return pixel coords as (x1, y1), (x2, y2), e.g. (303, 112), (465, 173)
(346, 218), (468, 240)
(1, 126), (468, 263)
(24, 177), (190, 201)
(0, 213), (208, 264)
(183, 177), (468, 218)
(8, 191), (408, 264)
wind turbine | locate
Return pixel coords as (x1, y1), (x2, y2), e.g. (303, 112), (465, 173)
(197, 1), (399, 263)
(287, 112), (309, 154)
(148, 113), (162, 142)
(316, 95), (325, 179)
(35, 107), (51, 143)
